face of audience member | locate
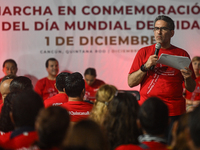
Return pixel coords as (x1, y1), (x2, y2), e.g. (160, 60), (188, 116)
(154, 20), (174, 47)
(192, 60), (200, 75)
(0, 79), (13, 102)
(84, 74), (96, 86)
(46, 60), (59, 77)
(3, 62), (17, 76)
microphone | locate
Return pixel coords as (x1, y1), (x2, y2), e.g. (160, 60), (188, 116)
(150, 43), (161, 70)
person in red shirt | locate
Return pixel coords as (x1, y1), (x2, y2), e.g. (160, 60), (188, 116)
(44, 72), (70, 108)
(61, 72), (93, 122)
(0, 90), (44, 149)
(0, 59), (18, 103)
(84, 68), (105, 103)
(128, 15), (196, 144)
(183, 56), (200, 112)
(34, 58), (59, 100)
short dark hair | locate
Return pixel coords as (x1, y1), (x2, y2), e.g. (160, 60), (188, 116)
(3, 59), (17, 68)
(45, 58), (58, 68)
(56, 72), (71, 92)
(12, 90), (44, 127)
(84, 68), (97, 77)
(36, 106), (70, 149)
(64, 72), (85, 97)
(138, 97), (169, 135)
(9, 76), (33, 92)
(1, 74), (17, 83)
(189, 105), (200, 148)
(154, 15), (175, 30)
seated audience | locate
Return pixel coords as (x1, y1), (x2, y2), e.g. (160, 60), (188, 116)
(44, 72), (70, 108)
(9, 76), (33, 92)
(0, 74), (16, 110)
(187, 104), (200, 150)
(61, 72), (93, 122)
(170, 113), (190, 150)
(137, 97), (169, 150)
(0, 59), (18, 82)
(0, 90), (44, 149)
(103, 92), (140, 150)
(0, 76), (33, 113)
(0, 75), (16, 102)
(31, 106), (70, 149)
(34, 58), (59, 100)
(89, 84), (117, 125)
(0, 92), (18, 133)
(84, 68), (105, 103)
(62, 119), (108, 150)
(0, 59), (18, 102)
(183, 56), (200, 112)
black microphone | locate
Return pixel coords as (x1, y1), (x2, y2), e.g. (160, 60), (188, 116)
(150, 43), (161, 70)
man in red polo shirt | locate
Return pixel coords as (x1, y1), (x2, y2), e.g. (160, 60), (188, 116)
(61, 72), (93, 122)
(34, 58), (59, 100)
(0, 90), (44, 149)
(44, 72), (70, 108)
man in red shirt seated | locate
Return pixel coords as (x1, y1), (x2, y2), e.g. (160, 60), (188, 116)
(34, 58), (59, 100)
(61, 72), (93, 122)
(84, 68), (105, 103)
(0, 90), (44, 149)
(0, 59), (18, 103)
(44, 72), (70, 108)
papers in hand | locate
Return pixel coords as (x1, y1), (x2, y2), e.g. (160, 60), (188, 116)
(157, 54), (191, 70)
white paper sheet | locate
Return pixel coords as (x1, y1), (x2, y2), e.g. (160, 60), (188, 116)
(157, 54), (191, 70)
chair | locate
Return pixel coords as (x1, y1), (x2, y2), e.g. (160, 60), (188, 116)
(118, 90), (140, 101)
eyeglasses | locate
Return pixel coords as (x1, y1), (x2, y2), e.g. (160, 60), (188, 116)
(153, 27), (170, 32)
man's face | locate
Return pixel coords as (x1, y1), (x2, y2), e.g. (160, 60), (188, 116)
(84, 74), (96, 86)
(192, 60), (200, 74)
(46, 60), (59, 77)
(3, 62), (17, 76)
(0, 79), (13, 102)
(154, 20), (174, 46)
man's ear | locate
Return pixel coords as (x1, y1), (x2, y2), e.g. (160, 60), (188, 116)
(9, 112), (15, 125)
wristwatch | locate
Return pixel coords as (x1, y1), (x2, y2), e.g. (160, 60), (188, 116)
(140, 64), (148, 72)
